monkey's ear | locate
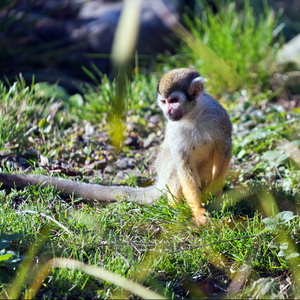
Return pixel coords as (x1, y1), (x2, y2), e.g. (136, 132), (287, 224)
(188, 77), (206, 98)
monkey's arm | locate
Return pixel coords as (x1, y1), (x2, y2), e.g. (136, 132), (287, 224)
(175, 159), (207, 225)
(0, 173), (159, 205)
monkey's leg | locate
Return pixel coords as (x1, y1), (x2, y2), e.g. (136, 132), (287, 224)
(166, 181), (183, 206)
(155, 167), (183, 206)
(210, 148), (232, 195)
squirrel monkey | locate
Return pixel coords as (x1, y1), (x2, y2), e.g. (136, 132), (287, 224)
(0, 68), (232, 225)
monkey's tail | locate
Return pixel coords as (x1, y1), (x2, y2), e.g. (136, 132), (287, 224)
(0, 173), (161, 205)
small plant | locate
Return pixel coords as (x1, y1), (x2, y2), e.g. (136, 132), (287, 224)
(80, 65), (158, 124)
(0, 77), (37, 150)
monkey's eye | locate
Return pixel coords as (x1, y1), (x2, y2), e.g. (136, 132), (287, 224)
(161, 100), (166, 104)
(169, 98), (178, 103)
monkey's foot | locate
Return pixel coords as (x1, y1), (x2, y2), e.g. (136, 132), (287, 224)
(194, 208), (208, 226)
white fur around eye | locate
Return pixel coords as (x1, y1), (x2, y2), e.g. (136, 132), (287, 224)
(156, 93), (164, 102)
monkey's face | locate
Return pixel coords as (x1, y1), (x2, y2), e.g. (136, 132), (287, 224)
(157, 91), (187, 121)
(157, 68), (205, 122)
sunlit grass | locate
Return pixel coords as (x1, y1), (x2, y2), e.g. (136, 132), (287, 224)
(160, 0), (284, 98)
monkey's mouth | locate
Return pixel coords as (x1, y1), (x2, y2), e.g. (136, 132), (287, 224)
(167, 112), (182, 121)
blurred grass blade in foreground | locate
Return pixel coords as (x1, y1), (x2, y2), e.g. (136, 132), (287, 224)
(112, 0), (142, 66)
(109, 0), (142, 148)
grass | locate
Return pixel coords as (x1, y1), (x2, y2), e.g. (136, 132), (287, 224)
(0, 0), (300, 298)
(0, 71), (299, 298)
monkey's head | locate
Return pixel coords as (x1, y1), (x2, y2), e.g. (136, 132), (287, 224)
(156, 68), (205, 122)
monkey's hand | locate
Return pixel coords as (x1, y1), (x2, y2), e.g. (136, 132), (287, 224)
(194, 207), (208, 226)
